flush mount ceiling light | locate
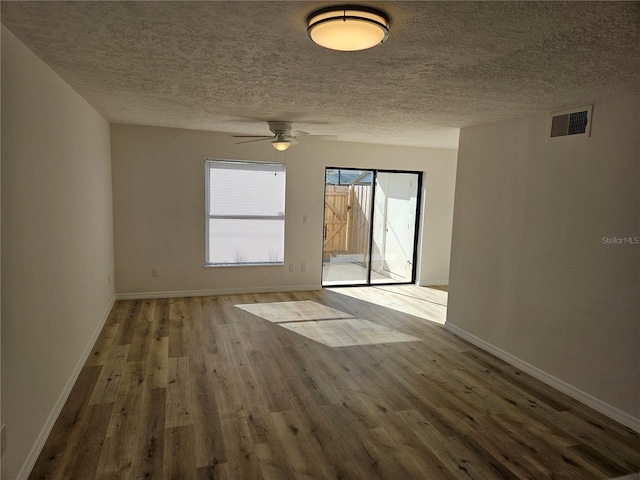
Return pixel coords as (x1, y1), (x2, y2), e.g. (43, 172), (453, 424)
(307, 5), (390, 52)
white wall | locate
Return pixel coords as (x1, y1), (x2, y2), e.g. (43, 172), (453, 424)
(1, 27), (115, 479)
(0, 14), (3, 477)
(447, 95), (640, 427)
(111, 124), (457, 296)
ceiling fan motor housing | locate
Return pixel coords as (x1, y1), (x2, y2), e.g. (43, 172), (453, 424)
(268, 121), (292, 134)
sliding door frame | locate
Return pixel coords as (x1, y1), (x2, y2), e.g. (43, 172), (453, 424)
(322, 167), (423, 287)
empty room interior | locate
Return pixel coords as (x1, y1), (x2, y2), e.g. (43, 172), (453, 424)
(1, 2), (639, 479)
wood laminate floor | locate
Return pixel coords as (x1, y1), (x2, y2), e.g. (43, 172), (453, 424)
(30, 287), (639, 479)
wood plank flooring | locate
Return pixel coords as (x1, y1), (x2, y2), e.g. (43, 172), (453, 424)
(30, 287), (639, 479)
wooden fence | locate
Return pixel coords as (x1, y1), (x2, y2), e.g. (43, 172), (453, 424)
(323, 184), (371, 262)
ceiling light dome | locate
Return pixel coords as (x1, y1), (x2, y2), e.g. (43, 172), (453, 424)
(271, 134), (291, 151)
(307, 6), (390, 52)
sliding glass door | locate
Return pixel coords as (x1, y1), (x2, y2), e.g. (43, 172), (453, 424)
(322, 168), (421, 286)
(322, 169), (373, 285)
(370, 171), (419, 284)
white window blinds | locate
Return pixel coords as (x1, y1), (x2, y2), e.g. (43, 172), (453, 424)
(205, 160), (286, 266)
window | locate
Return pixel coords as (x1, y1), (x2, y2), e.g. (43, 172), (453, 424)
(205, 159), (286, 266)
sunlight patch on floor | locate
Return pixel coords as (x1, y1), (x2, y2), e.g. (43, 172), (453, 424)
(235, 300), (352, 323)
(279, 318), (421, 347)
(328, 286), (447, 325)
(235, 300), (420, 347)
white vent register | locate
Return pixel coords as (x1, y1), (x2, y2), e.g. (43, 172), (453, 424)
(549, 105), (592, 138)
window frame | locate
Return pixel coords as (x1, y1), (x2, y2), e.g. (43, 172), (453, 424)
(204, 158), (286, 267)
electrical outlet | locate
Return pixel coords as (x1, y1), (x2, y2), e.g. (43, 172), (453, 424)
(152, 267), (160, 277)
(289, 263), (295, 272)
(1, 424), (7, 457)
(301, 262), (308, 272)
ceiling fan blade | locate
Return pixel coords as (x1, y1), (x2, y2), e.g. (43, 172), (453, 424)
(234, 137), (273, 145)
(289, 130), (309, 137)
(298, 134), (338, 141)
(231, 135), (273, 139)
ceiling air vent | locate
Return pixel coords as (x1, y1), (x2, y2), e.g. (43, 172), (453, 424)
(549, 105), (592, 138)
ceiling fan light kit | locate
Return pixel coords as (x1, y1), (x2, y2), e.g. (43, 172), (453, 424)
(271, 134), (291, 151)
(307, 5), (390, 52)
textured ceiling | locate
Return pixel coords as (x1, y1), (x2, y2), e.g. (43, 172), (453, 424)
(2, 1), (638, 149)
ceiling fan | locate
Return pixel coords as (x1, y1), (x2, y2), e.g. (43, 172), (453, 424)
(232, 121), (334, 151)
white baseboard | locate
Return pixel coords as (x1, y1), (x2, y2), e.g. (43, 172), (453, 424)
(16, 295), (116, 480)
(444, 322), (640, 433)
(115, 284), (322, 300)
